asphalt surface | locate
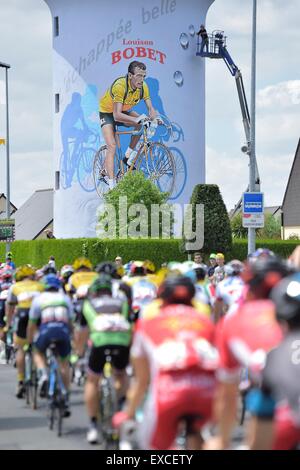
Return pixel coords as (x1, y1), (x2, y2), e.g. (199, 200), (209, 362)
(0, 363), (99, 450)
(0, 362), (246, 451)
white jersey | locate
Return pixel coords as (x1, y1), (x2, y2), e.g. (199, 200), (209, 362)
(215, 276), (245, 314)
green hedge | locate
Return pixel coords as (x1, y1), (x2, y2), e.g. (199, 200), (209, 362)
(0, 238), (299, 269)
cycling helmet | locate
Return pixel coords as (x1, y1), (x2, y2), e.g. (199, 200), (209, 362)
(88, 274), (112, 295)
(224, 260), (244, 276)
(248, 248), (275, 262)
(60, 264), (74, 279)
(194, 267), (207, 281)
(42, 263), (57, 275)
(73, 257), (93, 271)
(95, 261), (117, 277)
(130, 261), (146, 276)
(158, 276), (195, 305)
(0, 266), (14, 280)
(143, 260), (156, 274)
(15, 265), (36, 282)
(270, 272), (300, 323)
(43, 274), (61, 291)
(242, 258), (293, 298)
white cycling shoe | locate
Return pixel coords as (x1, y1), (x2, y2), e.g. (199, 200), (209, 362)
(86, 427), (99, 444)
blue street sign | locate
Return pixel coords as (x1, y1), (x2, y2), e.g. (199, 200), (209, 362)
(243, 192), (264, 213)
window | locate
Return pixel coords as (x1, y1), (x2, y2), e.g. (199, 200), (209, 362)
(55, 93), (60, 113)
(55, 171), (60, 190)
(54, 16), (59, 37)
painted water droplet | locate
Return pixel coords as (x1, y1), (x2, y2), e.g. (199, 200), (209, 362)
(179, 33), (189, 49)
(189, 25), (195, 36)
(174, 71), (184, 87)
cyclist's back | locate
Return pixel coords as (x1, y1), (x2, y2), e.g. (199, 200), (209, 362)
(130, 277), (218, 450)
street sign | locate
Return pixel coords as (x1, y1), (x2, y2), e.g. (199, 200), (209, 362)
(242, 192), (264, 228)
(0, 218), (15, 242)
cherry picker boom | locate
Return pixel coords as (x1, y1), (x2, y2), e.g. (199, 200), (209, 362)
(197, 30), (260, 216)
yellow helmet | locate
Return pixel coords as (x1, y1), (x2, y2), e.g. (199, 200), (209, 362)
(143, 260), (156, 274)
(15, 264), (36, 282)
(72, 257), (93, 271)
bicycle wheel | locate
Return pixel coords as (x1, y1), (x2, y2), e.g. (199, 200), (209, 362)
(77, 147), (97, 193)
(168, 147), (187, 200)
(57, 396), (64, 437)
(137, 142), (176, 197)
(100, 377), (119, 449)
(32, 367), (38, 410)
(24, 352), (32, 406)
(93, 146), (124, 198)
(59, 151), (71, 190)
(93, 146), (109, 198)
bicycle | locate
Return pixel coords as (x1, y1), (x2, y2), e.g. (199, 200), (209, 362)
(99, 348), (120, 450)
(24, 344), (38, 410)
(5, 327), (16, 366)
(47, 342), (69, 437)
(60, 130), (100, 192)
(93, 115), (176, 199)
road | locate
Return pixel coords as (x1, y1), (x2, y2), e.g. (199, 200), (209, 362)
(0, 363), (246, 451)
(0, 363), (99, 450)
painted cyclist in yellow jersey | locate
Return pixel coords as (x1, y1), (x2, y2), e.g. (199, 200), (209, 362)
(99, 60), (157, 189)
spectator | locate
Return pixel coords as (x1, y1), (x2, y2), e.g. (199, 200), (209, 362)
(193, 252), (207, 270)
(207, 253), (217, 279)
(44, 229), (56, 239)
(213, 253), (225, 284)
(197, 24), (209, 53)
(5, 252), (16, 270)
(115, 256), (123, 268)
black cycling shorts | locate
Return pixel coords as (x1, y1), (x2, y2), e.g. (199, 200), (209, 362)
(99, 112), (131, 130)
(14, 309), (29, 339)
(0, 300), (6, 328)
(88, 344), (130, 375)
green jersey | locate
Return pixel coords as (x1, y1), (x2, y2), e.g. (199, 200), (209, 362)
(83, 295), (131, 347)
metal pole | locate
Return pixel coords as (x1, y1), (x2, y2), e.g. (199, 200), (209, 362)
(0, 62), (11, 254)
(248, 0), (257, 255)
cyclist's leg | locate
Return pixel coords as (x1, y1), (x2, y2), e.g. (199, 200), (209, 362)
(100, 114), (116, 180)
(14, 311), (29, 398)
(85, 345), (106, 442)
(127, 111), (142, 151)
(111, 346), (130, 405)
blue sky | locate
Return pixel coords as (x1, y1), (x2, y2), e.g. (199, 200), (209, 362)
(0, 0), (299, 211)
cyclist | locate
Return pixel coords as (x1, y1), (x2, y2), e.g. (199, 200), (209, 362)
(67, 257), (98, 357)
(247, 272), (300, 450)
(6, 265), (44, 398)
(193, 266), (215, 309)
(59, 264), (74, 293)
(126, 261), (157, 320)
(95, 261), (132, 307)
(99, 60), (157, 189)
(27, 274), (74, 416)
(113, 276), (218, 450)
(206, 257), (293, 450)
(82, 274), (132, 444)
(0, 267), (14, 348)
(213, 260), (245, 320)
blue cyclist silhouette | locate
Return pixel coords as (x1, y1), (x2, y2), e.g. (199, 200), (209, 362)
(61, 92), (90, 187)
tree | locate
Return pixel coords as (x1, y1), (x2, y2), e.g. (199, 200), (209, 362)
(231, 213), (248, 238)
(257, 213), (281, 239)
(230, 212), (282, 240)
(97, 172), (173, 239)
(185, 184), (232, 254)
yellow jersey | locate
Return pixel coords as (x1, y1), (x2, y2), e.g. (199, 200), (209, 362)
(67, 271), (98, 298)
(142, 298), (211, 320)
(100, 75), (150, 113)
(7, 280), (44, 310)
